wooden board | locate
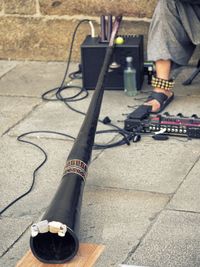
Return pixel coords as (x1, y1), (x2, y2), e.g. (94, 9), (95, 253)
(16, 243), (105, 267)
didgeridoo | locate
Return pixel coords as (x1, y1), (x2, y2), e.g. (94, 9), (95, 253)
(30, 15), (122, 264)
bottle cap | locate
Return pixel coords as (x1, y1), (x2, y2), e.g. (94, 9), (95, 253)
(126, 57), (133, 63)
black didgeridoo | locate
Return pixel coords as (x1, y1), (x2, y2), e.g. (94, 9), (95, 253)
(30, 15), (122, 264)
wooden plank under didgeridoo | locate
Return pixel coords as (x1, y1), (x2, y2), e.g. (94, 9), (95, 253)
(16, 243), (105, 267)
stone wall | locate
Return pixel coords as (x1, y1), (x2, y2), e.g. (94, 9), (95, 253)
(0, 0), (159, 62)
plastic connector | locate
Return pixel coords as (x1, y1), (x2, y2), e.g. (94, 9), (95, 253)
(89, 20), (95, 38)
(48, 221), (67, 237)
(102, 116), (111, 124)
(31, 220), (67, 237)
(31, 220), (49, 237)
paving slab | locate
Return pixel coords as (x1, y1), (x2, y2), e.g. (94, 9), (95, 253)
(0, 61), (79, 97)
(7, 97), (113, 143)
(87, 139), (200, 194)
(0, 216), (32, 257)
(127, 210), (200, 267)
(97, 90), (141, 124)
(174, 66), (200, 97)
(79, 187), (168, 267)
(8, 99), (90, 137)
(0, 188), (168, 267)
(168, 155), (200, 213)
(0, 136), (102, 217)
(8, 89), (138, 144)
(0, 60), (20, 78)
(0, 135), (71, 216)
(0, 96), (41, 136)
(0, 228), (30, 267)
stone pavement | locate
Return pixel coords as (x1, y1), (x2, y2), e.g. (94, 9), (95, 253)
(0, 60), (200, 267)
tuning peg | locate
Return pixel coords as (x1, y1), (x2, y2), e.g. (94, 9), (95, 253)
(191, 114), (198, 118)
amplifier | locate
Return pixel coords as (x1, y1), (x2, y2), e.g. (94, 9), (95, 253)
(81, 35), (144, 90)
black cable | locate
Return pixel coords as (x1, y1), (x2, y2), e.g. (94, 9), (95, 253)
(0, 131), (75, 216)
(42, 20), (90, 103)
(39, 17), (131, 142)
(56, 20), (90, 101)
(94, 129), (133, 149)
(40, 18), (136, 148)
(0, 126), (132, 215)
(0, 19), (135, 215)
(68, 64), (83, 79)
(42, 84), (89, 102)
(63, 99), (133, 150)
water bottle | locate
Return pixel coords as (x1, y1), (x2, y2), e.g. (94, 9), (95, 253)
(123, 57), (137, 96)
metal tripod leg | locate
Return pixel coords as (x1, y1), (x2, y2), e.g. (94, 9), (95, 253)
(183, 59), (200, 85)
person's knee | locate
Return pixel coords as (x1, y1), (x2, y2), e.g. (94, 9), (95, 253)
(156, 0), (176, 17)
(158, 0), (176, 7)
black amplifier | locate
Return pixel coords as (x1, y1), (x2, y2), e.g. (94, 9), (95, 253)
(81, 35), (144, 90)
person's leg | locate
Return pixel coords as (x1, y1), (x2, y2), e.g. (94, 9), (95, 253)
(156, 60), (171, 80)
(145, 0), (197, 112)
(145, 59), (173, 112)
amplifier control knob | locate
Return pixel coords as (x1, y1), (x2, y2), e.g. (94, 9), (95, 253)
(192, 114), (198, 118)
(163, 112), (170, 116)
(177, 113), (184, 117)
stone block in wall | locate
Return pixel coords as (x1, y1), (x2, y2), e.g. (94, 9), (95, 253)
(0, 16), (150, 61)
(39, 0), (158, 18)
(4, 0), (36, 15)
(0, 0), (3, 12)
